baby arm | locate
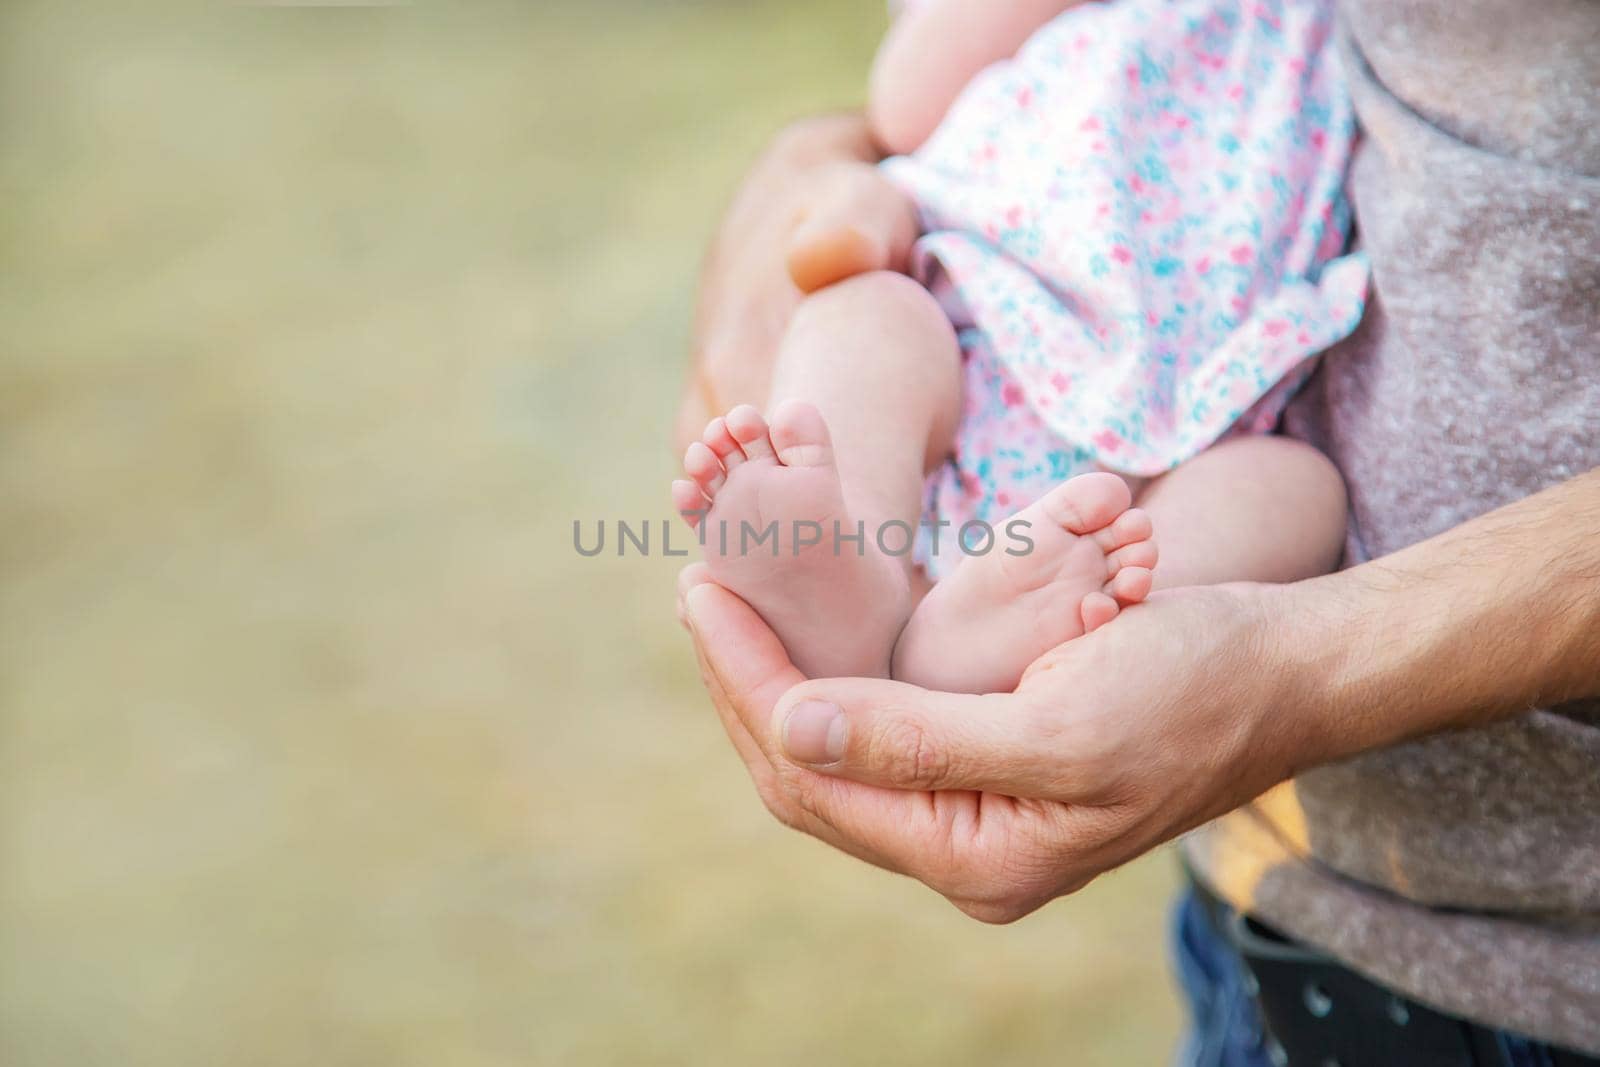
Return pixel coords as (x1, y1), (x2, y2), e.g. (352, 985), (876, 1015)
(784, 0), (1083, 294)
(869, 0), (1085, 156)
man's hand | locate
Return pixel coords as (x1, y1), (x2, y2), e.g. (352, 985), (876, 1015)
(679, 469), (1600, 921)
(681, 560), (1307, 921)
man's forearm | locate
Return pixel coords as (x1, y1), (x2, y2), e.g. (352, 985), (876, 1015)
(1282, 467), (1600, 768)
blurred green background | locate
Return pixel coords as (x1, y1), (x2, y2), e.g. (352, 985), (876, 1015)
(0, 1), (1179, 1063)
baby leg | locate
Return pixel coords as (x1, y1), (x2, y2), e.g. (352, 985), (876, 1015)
(674, 272), (962, 679)
(1134, 435), (1347, 590)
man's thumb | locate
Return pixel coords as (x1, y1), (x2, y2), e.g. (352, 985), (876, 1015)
(773, 678), (1038, 792)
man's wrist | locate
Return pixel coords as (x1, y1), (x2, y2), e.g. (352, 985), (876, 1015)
(1252, 573), (1388, 782)
(1253, 484), (1600, 781)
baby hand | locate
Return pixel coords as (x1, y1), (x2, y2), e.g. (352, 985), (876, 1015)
(785, 162), (919, 294)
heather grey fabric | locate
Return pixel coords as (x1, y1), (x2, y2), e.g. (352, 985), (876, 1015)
(1183, 0), (1600, 1053)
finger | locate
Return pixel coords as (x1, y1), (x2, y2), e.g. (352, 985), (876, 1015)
(683, 582), (803, 816)
(675, 562), (711, 627)
(772, 677), (1085, 797)
(783, 771), (932, 876)
(779, 768), (1078, 920)
(684, 581), (805, 761)
(682, 583), (908, 871)
(685, 580), (806, 724)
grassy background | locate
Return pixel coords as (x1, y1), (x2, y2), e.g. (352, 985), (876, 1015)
(0, 1), (1181, 1063)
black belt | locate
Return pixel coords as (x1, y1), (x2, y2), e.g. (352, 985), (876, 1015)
(1189, 875), (1600, 1067)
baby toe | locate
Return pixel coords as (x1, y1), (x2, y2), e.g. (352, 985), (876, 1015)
(702, 416), (746, 470)
(724, 404), (776, 463)
(1038, 472), (1133, 535)
(684, 441), (726, 496)
(1093, 508), (1154, 553)
(1080, 591), (1121, 634)
(768, 400), (835, 468)
(1105, 565), (1153, 606)
(672, 479), (708, 528)
(1105, 539), (1158, 577)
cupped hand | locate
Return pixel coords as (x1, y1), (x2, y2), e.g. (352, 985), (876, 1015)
(678, 563), (1314, 922)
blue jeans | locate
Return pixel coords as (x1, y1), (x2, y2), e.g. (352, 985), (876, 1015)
(1169, 888), (1574, 1067)
(1170, 888), (1274, 1067)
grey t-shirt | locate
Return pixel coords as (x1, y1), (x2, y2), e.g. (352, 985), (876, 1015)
(1184, 0), (1600, 1052)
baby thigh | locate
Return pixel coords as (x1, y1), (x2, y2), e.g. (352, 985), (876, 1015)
(1134, 435), (1348, 590)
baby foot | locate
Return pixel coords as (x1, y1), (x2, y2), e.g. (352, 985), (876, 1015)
(672, 400), (913, 679)
(785, 162), (920, 294)
(891, 473), (1156, 694)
